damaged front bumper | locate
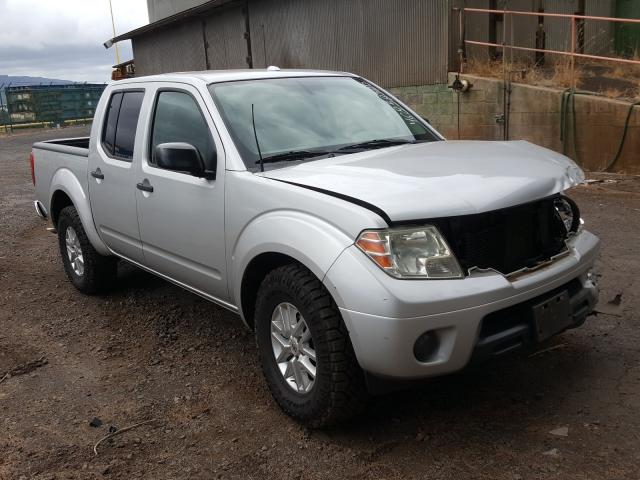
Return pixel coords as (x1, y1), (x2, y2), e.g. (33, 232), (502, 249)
(323, 230), (600, 380)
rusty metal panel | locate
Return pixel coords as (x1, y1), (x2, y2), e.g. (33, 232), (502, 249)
(133, 18), (207, 76)
(248, 0), (450, 87)
(204, 6), (249, 69)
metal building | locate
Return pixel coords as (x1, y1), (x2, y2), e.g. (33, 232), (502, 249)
(111, 0), (453, 87)
(110, 0), (635, 89)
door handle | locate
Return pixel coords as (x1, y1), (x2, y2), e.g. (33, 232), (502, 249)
(90, 169), (104, 180)
(136, 181), (154, 193)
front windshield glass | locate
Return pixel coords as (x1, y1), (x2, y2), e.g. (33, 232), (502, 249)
(208, 76), (440, 171)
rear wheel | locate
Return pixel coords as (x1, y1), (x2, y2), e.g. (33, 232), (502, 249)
(57, 205), (117, 294)
(255, 264), (368, 427)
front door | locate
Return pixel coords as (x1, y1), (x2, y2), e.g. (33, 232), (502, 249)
(88, 89), (145, 263)
(135, 85), (228, 302)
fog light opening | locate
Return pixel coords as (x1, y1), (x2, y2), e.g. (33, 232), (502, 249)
(413, 331), (440, 363)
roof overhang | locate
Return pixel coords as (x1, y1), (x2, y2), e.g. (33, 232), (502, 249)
(112, 59), (135, 69)
(105, 0), (240, 45)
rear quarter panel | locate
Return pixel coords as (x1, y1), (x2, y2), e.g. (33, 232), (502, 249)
(32, 145), (110, 255)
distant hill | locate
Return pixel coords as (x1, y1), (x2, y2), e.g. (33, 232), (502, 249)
(0, 75), (73, 87)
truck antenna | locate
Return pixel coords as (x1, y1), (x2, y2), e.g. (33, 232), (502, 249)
(252, 103), (264, 172)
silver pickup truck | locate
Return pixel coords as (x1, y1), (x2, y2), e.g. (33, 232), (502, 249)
(32, 69), (599, 426)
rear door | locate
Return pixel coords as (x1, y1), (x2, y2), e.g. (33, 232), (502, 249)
(88, 88), (145, 262)
(135, 84), (228, 302)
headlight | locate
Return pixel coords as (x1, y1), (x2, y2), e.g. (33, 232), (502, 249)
(554, 196), (580, 233)
(355, 225), (463, 279)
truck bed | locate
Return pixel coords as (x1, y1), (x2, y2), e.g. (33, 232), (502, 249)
(32, 137), (89, 157)
(32, 137), (91, 225)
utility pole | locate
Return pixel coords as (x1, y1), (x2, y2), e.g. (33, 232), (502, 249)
(108, 0), (121, 65)
(0, 82), (5, 134)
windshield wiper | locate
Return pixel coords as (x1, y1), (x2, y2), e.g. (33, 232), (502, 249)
(336, 138), (421, 151)
(255, 139), (423, 165)
(256, 150), (332, 164)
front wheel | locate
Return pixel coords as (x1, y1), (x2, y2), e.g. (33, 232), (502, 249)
(57, 205), (117, 294)
(255, 264), (368, 427)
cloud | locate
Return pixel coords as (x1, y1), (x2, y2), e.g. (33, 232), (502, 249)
(0, 0), (148, 82)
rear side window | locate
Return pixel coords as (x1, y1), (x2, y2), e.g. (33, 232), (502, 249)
(114, 92), (144, 159)
(101, 92), (122, 155)
(150, 91), (216, 170)
(101, 91), (144, 161)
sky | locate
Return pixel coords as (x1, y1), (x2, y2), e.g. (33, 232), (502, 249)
(0, 0), (149, 83)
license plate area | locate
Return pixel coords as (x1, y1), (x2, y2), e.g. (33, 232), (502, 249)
(533, 290), (572, 342)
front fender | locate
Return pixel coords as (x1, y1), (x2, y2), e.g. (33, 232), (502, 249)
(230, 210), (354, 318)
(50, 168), (110, 256)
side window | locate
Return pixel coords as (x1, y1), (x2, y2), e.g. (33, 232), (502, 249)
(100, 91), (144, 161)
(150, 91), (216, 171)
(101, 92), (122, 155)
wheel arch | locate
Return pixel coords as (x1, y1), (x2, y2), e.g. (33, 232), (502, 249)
(50, 189), (74, 228)
(240, 252), (300, 330)
(231, 211), (354, 329)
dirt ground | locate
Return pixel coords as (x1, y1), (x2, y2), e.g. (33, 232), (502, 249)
(1, 127), (639, 480)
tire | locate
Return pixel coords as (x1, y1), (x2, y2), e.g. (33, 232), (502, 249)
(255, 264), (368, 427)
(57, 205), (117, 294)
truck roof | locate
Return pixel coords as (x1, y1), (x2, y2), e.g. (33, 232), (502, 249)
(114, 69), (356, 86)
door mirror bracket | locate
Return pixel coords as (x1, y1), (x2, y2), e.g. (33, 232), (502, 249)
(201, 169), (216, 181)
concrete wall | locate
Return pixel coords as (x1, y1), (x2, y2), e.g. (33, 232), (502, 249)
(390, 74), (640, 174)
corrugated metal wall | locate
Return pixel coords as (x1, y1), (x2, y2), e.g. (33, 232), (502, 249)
(147, 0), (210, 23)
(133, 18), (207, 76)
(544, 0), (616, 57)
(584, 0), (615, 55)
(459, 0), (491, 61)
(462, 0), (537, 63)
(248, 0), (450, 86)
(133, 0), (452, 86)
(204, 6), (249, 69)
(543, 0), (574, 55)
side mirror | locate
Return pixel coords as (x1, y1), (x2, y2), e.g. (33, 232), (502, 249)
(154, 142), (215, 179)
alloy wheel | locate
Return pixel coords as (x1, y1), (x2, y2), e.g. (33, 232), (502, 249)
(270, 302), (317, 394)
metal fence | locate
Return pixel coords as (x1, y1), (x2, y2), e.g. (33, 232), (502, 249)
(462, 7), (640, 88)
(0, 83), (106, 134)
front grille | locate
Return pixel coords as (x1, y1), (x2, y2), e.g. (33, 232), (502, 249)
(434, 196), (569, 276)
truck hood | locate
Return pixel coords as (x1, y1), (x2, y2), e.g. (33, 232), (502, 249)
(262, 140), (584, 223)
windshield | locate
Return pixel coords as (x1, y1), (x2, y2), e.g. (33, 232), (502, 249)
(208, 76), (440, 171)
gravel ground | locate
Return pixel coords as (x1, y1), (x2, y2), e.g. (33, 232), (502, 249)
(1, 127), (639, 479)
